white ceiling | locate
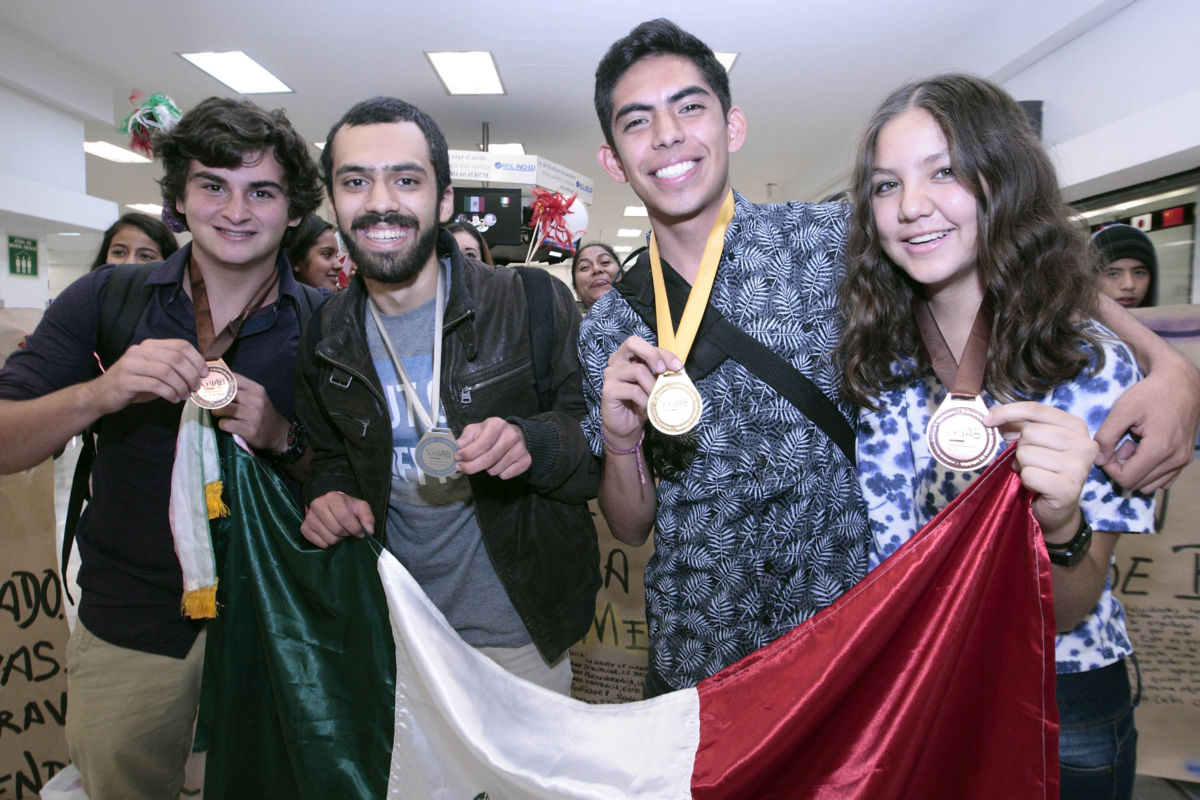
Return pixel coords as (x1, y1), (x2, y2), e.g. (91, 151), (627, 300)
(0, 0), (1138, 268)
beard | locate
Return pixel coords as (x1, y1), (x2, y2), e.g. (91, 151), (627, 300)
(339, 212), (439, 284)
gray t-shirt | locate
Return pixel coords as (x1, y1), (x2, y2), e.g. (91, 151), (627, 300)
(365, 290), (527, 647)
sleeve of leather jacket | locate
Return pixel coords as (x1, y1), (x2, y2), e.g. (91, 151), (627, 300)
(294, 307), (366, 506)
(506, 275), (601, 504)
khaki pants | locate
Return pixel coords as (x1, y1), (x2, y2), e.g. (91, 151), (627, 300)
(65, 620), (205, 800)
(477, 642), (573, 695)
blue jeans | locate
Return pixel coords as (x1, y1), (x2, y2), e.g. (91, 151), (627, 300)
(1057, 658), (1139, 800)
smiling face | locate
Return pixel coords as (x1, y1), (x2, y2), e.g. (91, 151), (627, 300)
(106, 224), (164, 264)
(175, 151), (298, 275)
(597, 55), (745, 231)
(870, 108), (982, 307)
(573, 245), (620, 308)
(294, 228), (340, 292)
(327, 121), (452, 285)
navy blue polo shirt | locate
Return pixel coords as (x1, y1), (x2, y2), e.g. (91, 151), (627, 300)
(0, 243), (306, 658)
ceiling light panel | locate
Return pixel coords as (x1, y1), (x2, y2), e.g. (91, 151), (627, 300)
(180, 51), (292, 94)
(83, 141), (151, 164)
(426, 51), (505, 95)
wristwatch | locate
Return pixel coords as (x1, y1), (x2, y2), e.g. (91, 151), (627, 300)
(269, 418), (308, 465)
(1045, 516), (1092, 567)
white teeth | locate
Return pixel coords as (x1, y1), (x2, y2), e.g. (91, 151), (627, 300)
(364, 229), (407, 241)
(907, 231), (947, 244)
(655, 161), (695, 179)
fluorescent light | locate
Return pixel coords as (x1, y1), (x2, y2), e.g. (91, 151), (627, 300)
(313, 142), (326, 150)
(426, 51), (505, 95)
(617, 228), (642, 238)
(714, 52), (739, 73)
(1074, 187), (1195, 221)
(83, 141), (151, 164)
(127, 203), (163, 215)
(487, 142), (525, 155)
(56, 232), (82, 237)
(180, 51), (292, 94)
(612, 245), (634, 254)
(623, 206), (648, 217)
(547, 249), (563, 258)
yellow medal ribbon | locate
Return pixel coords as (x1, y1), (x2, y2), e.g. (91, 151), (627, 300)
(648, 190), (736, 365)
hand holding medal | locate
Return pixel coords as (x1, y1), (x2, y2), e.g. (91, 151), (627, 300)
(915, 298), (1001, 471)
(188, 263), (277, 410)
(645, 190), (735, 436)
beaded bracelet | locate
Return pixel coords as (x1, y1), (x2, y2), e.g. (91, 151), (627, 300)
(601, 429), (646, 486)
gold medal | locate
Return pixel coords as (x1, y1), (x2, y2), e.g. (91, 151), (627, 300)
(926, 394), (999, 472)
(647, 371), (703, 435)
(645, 190), (735, 438)
(414, 428), (459, 478)
(191, 359), (237, 409)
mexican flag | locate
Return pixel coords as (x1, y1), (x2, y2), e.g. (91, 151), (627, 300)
(198, 436), (1057, 799)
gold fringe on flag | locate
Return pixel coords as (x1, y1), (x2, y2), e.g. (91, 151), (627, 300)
(181, 583), (218, 619)
(205, 480), (229, 519)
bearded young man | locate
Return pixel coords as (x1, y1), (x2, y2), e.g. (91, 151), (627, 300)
(579, 18), (1200, 697)
(295, 96), (600, 691)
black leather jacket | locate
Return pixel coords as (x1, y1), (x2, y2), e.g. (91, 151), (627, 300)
(296, 232), (600, 661)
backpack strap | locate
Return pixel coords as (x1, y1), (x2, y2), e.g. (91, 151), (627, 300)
(62, 263), (157, 602)
(513, 266), (555, 412)
(293, 283), (326, 331)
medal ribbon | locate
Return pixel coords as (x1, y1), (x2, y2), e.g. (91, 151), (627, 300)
(913, 298), (993, 397)
(368, 263), (447, 434)
(190, 263), (279, 361)
(648, 190), (736, 365)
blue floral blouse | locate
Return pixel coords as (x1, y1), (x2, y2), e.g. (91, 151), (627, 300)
(856, 323), (1155, 674)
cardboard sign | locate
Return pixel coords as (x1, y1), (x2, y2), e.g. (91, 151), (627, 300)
(1114, 304), (1200, 783)
(0, 308), (71, 797)
(569, 502), (652, 704)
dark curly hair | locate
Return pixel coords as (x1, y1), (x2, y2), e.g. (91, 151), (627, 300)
(594, 19), (731, 149)
(838, 73), (1101, 409)
(154, 97), (323, 248)
(90, 213), (178, 269)
(321, 96), (451, 198)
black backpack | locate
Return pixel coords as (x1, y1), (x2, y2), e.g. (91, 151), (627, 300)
(61, 265), (324, 600)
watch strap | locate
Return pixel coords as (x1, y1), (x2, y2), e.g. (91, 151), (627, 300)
(1045, 515), (1093, 567)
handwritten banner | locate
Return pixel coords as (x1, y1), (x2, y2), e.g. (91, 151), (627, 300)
(569, 502), (652, 704)
(0, 308), (71, 798)
(1114, 304), (1200, 783)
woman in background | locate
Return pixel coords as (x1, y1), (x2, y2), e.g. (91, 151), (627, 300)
(446, 221), (494, 266)
(572, 242), (621, 310)
(285, 216), (341, 294)
(90, 213), (178, 269)
(839, 74), (1153, 800)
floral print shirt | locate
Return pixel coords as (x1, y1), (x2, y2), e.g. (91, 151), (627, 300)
(857, 324), (1155, 673)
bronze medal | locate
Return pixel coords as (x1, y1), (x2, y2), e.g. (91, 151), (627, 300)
(191, 359), (237, 409)
(647, 371), (703, 435)
(926, 394), (999, 472)
(414, 428), (459, 478)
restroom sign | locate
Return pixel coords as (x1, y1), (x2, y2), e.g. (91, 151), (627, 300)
(8, 236), (37, 277)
